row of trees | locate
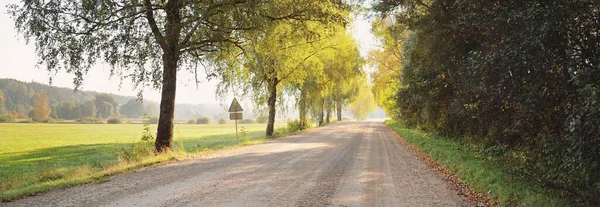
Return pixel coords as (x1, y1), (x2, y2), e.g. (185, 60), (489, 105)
(0, 91), (158, 121)
(216, 20), (367, 135)
(9, 0), (366, 151)
(371, 0), (600, 201)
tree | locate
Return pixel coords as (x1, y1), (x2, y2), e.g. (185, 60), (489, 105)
(144, 102), (160, 117)
(216, 21), (349, 136)
(348, 79), (376, 120)
(373, 0), (600, 201)
(94, 94), (119, 118)
(369, 18), (405, 117)
(32, 92), (51, 121)
(196, 117), (210, 124)
(0, 91), (6, 114)
(98, 102), (115, 119)
(119, 99), (145, 118)
(56, 102), (81, 120)
(80, 101), (97, 118)
(10, 0), (349, 152)
(293, 29), (362, 126)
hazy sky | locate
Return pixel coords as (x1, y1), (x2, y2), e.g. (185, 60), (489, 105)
(0, 1), (377, 106)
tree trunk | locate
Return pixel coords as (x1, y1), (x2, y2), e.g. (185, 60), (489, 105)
(155, 0), (181, 152)
(299, 88), (307, 130)
(318, 99), (324, 126)
(336, 101), (342, 121)
(325, 99), (331, 124)
(155, 53), (177, 152)
(266, 78), (278, 137)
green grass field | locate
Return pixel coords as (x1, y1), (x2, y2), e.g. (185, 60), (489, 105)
(0, 123), (279, 200)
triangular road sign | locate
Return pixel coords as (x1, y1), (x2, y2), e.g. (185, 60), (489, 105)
(228, 98), (243, 112)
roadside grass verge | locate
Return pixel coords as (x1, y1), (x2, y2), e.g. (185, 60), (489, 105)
(385, 120), (567, 206)
(0, 123), (290, 201)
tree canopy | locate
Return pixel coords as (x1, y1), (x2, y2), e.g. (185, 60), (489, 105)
(9, 0), (351, 151)
(370, 0), (600, 202)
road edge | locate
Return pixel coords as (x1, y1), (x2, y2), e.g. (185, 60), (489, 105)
(382, 123), (493, 206)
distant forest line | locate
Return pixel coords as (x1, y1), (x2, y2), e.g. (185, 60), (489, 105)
(0, 78), (229, 121)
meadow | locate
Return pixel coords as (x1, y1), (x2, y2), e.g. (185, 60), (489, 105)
(0, 123), (280, 200)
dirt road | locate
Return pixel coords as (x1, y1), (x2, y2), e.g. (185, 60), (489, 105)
(4, 121), (469, 206)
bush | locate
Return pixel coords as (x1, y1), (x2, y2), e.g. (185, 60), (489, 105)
(239, 119), (256, 124)
(187, 119), (195, 124)
(149, 117), (159, 124)
(43, 118), (63, 123)
(256, 116), (268, 124)
(286, 119), (310, 133)
(218, 118), (227, 124)
(196, 117), (210, 124)
(107, 117), (121, 124)
(76, 117), (103, 124)
(0, 114), (16, 123)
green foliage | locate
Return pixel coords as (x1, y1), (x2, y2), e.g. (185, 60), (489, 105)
(196, 117), (210, 124)
(117, 142), (155, 164)
(119, 99), (144, 118)
(76, 117), (103, 124)
(141, 114), (154, 142)
(286, 119), (311, 133)
(256, 116), (268, 124)
(55, 102), (82, 120)
(107, 117), (121, 124)
(187, 119), (195, 124)
(0, 114), (16, 123)
(218, 118), (227, 124)
(239, 127), (248, 139)
(348, 78), (377, 120)
(94, 94), (119, 119)
(9, 0), (352, 151)
(373, 0), (600, 203)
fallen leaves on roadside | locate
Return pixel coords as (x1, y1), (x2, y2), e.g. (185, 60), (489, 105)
(385, 127), (497, 207)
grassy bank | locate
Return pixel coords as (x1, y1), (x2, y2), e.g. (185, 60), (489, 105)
(385, 120), (567, 206)
(0, 123), (284, 201)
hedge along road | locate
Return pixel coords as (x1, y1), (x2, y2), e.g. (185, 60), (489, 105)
(3, 122), (469, 207)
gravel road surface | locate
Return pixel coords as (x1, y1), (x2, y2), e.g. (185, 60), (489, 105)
(3, 121), (469, 206)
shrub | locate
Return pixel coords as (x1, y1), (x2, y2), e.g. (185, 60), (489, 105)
(286, 120), (307, 133)
(76, 117), (103, 124)
(149, 117), (159, 124)
(218, 118), (227, 124)
(239, 126), (248, 139)
(196, 117), (210, 124)
(256, 116), (268, 124)
(0, 114), (16, 123)
(44, 118), (63, 123)
(187, 119), (195, 124)
(107, 117), (121, 124)
(239, 119), (256, 124)
(141, 115), (155, 141)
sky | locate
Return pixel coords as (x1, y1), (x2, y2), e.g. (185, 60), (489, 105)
(0, 1), (378, 106)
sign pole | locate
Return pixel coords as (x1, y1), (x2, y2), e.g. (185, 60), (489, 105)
(228, 98), (243, 145)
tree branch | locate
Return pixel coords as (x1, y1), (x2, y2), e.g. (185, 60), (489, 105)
(144, 0), (168, 51)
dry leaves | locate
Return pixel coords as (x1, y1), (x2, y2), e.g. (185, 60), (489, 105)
(385, 127), (497, 207)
